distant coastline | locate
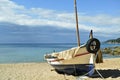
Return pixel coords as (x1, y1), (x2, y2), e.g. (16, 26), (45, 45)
(104, 38), (120, 44)
(102, 38), (120, 55)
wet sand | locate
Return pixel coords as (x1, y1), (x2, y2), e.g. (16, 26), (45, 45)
(0, 58), (120, 80)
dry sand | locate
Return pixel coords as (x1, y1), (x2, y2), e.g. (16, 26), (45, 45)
(0, 58), (120, 80)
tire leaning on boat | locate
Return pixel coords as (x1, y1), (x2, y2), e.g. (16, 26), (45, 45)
(86, 38), (100, 53)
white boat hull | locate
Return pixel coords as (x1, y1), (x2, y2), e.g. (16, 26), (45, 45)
(46, 53), (95, 76)
(45, 38), (100, 76)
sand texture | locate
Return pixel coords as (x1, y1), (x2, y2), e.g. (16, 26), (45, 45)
(0, 58), (120, 80)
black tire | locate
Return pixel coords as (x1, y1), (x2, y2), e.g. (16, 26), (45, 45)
(86, 38), (100, 53)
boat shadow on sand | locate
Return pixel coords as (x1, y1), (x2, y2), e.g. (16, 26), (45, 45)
(90, 69), (120, 78)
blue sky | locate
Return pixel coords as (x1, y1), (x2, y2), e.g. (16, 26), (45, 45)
(12, 0), (120, 15)
(0, 0), (120, 43)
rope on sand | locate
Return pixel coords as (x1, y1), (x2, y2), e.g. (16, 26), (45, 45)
(74, 51), (105, 80)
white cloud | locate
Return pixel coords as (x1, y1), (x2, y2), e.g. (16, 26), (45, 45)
(79, 14), (120, 26)
(0, 0), (120, 37)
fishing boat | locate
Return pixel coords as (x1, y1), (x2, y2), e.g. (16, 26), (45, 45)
(44, 0), (101, 76)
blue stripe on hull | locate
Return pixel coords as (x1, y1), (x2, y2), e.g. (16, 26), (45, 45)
(51, 64), (94, 76)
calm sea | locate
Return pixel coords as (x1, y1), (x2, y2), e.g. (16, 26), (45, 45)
(0, 43), (120, 64)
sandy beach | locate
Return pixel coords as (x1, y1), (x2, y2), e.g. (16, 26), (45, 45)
(0, 58), (120, 80)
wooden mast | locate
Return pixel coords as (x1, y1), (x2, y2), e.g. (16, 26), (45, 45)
(74, 0), (80, 46)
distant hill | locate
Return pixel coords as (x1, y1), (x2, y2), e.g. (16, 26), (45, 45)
(105, 38), (120, 44)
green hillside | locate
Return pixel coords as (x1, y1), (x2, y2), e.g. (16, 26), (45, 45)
(105, 38), (120, 44)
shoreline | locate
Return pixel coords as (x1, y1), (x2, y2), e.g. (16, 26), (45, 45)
(0, 58), (120, 80)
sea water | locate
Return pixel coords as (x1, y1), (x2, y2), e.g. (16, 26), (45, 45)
(0, 43), (119, 64)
